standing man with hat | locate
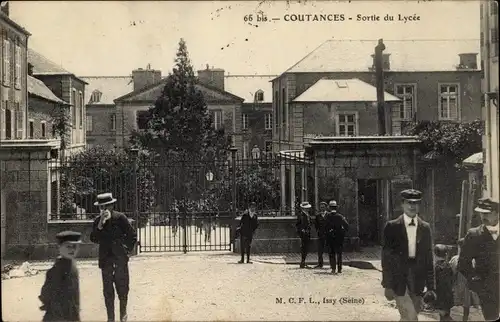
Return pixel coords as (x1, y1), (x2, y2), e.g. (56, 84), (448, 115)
(324, 200), (349, 274)
(235, 201), (260, 264)
(296, 201), (312, 268)
(39, 231), (82, 322)
(313, 201), (329, 268)
(381, 189), (436, 321)
(458, 197), (499, 321)
(90, 193), (137, 322)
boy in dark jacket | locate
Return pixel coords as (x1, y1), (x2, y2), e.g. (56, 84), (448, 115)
(434, 244), (454, 321)
(236, 202), (259, 263)
(39, 231), (82, 322)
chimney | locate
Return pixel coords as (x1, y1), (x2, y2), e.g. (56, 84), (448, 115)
(197, 65), (225, 91)
(132, 65), (162, 91)
(371, 53), (391, 70)
(28, 63), (33, 76)
(457, 53), (478, 70)
(1, 1), (9, 16)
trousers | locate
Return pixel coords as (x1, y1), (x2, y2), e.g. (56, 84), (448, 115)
(394, 264), (422, 321)
(317, 236), (326, 266)
(240, 235), (253, 261)
(300, 234), (310, 264)
(477, 287), (499, 321)
(101, 259), (130, 321)
(327, 237), (344, 272)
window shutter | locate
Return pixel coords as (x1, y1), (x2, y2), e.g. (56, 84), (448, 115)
(16, 109), (23, 139)
(389, 176), (413, 219)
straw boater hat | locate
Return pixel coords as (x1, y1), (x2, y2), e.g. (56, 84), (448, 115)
(94, 193), (117, 206)
(329, 200), (337, 207)
(300, 201), (312, 209)
(474, 198), (498, 214)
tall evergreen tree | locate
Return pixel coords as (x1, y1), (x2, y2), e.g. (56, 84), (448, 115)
(131, 38), (229, 160)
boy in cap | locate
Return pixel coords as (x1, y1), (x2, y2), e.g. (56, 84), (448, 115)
(324, 200), (349, 274)
(433, 244), (454, 321)
(313, 201), (329, 268)
(39, 231), (82, 322)
(235, 201), (259, 264)
(458, 197), (499, 321)
(296, 201), (312, 268)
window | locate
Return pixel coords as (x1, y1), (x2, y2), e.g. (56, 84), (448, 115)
(86, 115), (93, 132)
(242, 113), (248, 130)
(265, 113), (272, 130)
(14, 44), (21, 89)
(3, 39), (10, 86)
(41, 122), (46, 138)
(136, 110), (151, 130)
(491, 2), (498, 15)
(480, 3), (483, 17)
(439, 84), (459, 120)
(90, 90), (102, 104)
(110, 114), (116, 131)
(481, 32), (484, 47)
(337, 113), (357, 137)
(29, 120), (34, 138)
(72, 89), (77, 127)
(211, 110), (223, 130)
(5, 108), (11, 139)
(255, 90), (264, 102)
(274, 90), (279, 129)
(243, 141), (249, 159)
(79, 92), (84, 128)
(492, 28), (498, 44)
(394, 84), (416, 120)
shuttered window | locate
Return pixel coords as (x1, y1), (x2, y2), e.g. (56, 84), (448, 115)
(14, 43), (21, 89)
(438, 84), (459, 120)
(3, 39), (10, 86)
(15, 103), (23, 139)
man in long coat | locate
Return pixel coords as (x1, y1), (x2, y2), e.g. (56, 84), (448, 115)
(235, 201), (259, 263)
(458, 197), (499, 321)
(296, 201), (312, 268)
(324, 200), (349, 274)
(381, 189), (436, 321)
(90, 193), (137, 322)
(313, 201), (329, 268)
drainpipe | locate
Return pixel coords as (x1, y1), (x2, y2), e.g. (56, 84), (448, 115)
(375, 39), (386, 136)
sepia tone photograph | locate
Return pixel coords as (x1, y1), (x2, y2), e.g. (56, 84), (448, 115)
(0, 0), (498, 321)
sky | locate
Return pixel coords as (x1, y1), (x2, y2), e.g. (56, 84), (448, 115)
(10, 0), (480, 77)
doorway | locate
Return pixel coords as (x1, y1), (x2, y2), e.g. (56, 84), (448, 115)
(358, 179), (381, 246)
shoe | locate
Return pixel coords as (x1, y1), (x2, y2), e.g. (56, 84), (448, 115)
(238, 260), (244, 264)
(247, 261), (253, 264)
(314, 264), (323, 269)
(331, 269), (336, 274)
(300, 263), (306, 268)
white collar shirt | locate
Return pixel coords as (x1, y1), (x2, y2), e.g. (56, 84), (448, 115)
(486, 223), (499, 240)
(403, 213), (418, 258)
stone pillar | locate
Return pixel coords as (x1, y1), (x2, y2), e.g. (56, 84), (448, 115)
(290, 164), (296, 213)
(281, 161), (286, 213)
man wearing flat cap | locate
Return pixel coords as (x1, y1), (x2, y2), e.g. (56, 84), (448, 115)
(313, 201), (329, 268)
(296, 201), (313, 268)
(458, 197), (499, 321)
(90, 193), (137, 322)
(324, 200), (349, 274)
(39, 231), (82, 321)
(381, 189), (436, 321)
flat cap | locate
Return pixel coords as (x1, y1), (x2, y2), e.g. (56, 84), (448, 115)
(401, 189), (422, 202)
(474, 198), (499, 213)
(319, 201), (328, 206)
(56, 231), (82, 244)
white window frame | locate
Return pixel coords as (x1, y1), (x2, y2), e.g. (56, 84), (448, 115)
(265, 113), (272, 130)
(393, 83), (417, 120)
(110, 113), (116, 131)
(211, 109), (223, 130)
(3, 39), (10, 86)
(242, 113), (248, 130)
(336, 112), (359, 137)
(29, 119), (34, 138)
(86, 115), (93, 132)
(438, 83), (460, 121)
(14, 43), (21, 89)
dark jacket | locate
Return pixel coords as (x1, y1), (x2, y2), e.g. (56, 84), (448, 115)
(458, 225), (500, 294)
(325, 211), (349, 240)
(39, 257), (80, 322)
(90, 211), (137, 268)
(296, 210), (312, 237)
(314, 210), (329, 238)
(434, 259), (454, 310)
(237, 211), (259, 238)
(381, 215), (435, 297)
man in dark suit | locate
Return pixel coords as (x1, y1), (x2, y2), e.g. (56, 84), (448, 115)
(458, 197), (499, 321)
(325, 200), (349, 274)
(90, 193), (137, 322)
(381, 189), (436, 321)
(235, 201), (259, 264)
(313, 201), (329, 268)
(296, 201), (312, 268)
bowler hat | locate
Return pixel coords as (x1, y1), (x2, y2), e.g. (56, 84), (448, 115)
(94, 193), (117, 206)
(56, 231), (82, 244)
(319, 201), (328, 206)
(474, 198), (499, 213)
(401, 189), (422, 202)
(329, 200), (337, 207)
(300, 201), (312, 209)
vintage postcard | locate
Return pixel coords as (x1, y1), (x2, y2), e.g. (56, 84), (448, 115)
(1, 0), (498, 321)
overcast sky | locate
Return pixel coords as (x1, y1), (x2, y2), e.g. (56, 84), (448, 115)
(10, 0), (480, 77)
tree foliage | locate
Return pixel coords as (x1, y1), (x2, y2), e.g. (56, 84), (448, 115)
(403, 119), (484, 162)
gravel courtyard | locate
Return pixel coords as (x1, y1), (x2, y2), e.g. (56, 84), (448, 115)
(2, 253), (484, 321)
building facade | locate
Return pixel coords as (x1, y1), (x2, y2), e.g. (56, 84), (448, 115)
(272, 39), (482, 152)
(480, 1), (499, 202)
(27, 49), (87, 156)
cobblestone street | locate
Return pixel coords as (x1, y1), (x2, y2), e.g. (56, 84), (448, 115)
(1, 253), (484, 321)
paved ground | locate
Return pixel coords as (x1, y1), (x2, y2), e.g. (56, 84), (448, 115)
(2, 252), (484, 321)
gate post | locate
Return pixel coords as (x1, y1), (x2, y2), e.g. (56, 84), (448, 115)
(130, 148), (140, 255)
(230, 147), (238, 250)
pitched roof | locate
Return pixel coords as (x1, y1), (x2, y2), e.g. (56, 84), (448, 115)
(28, 75), (69, 105)
(284, 39), (480, 74)
(293, 78), (401, 103)
(0, 11), (31, 36)
(224, 75), (277, 103)
(80, 76), (133, 105)
(115, 77), (244, 104)
(27, 49), (88, 84)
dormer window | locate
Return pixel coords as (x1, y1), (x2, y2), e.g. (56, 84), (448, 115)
(90, 90), (102, 104)
(255, 90), (264, 102)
